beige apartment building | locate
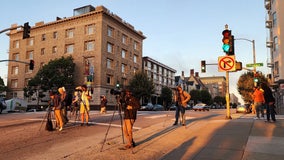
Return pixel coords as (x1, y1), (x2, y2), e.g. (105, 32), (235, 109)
(6, 5), (145, 106)
(142, 56), (176, 104)
(265, 0), (284, 113)
(199, 76), (226, 98)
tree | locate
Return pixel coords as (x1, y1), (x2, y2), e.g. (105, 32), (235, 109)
(237, 72), (267, 103)
(213, 96), (226, 105)
(128, 71), (155, 101)
(200, 90), (212, 105)
(24, 56), (75, 97)
(160, 86), (172, 109)
(0, 77), (7, 94)
(189, 90), (201, 104)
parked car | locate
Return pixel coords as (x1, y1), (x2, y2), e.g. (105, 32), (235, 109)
(140, 103), (154, 111)
(153, 104), (165, 111)
(0, 97), (7, 114)
(193, 103), (210, 111)
(236, 105), (248, 113)
(169, 104), (176, 111)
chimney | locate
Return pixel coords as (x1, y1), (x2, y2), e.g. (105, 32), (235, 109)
(190, 69), (194, 76)
(182, 71), (184, 77)
(195, 72), (199, 77)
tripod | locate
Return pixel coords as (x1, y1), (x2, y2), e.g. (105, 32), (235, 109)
(39, 106), (54, 131)
(100, 95), (124, 152)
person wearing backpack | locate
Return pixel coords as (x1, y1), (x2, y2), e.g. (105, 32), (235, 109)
(173, 85), (191, 126)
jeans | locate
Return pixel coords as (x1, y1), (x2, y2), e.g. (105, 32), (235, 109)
(175, 105), (186, 125)
(265, 103), (276, 121)
(254, 102), (264, 118)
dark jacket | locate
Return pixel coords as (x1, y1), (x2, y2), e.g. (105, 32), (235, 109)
(122, 95), (140, 120)
(262, 84), (275, 103)
(52, 94), (62, 110)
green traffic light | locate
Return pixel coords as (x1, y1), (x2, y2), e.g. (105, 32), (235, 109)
(222, 44), (230, 52)
(254, 78), (259, 83)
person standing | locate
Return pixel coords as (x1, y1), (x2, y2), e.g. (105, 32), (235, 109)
(173, 85), (191, 126)
(100, 95), (107, 114)
(121, 89), (140, 149)
(50, 90), (63, 131)
(261, 82), (276, 122)
(252, 85), (265, 119)
(58, 87), (69, 124)
(77, 85), (90, 126)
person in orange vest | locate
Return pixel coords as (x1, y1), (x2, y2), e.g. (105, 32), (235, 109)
(252, 84), (265, 120)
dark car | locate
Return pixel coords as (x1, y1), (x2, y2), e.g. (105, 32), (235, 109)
(153, 104), (165, 111)
(0, 97), (7, 114)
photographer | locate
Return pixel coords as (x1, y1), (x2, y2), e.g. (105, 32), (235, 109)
(100, 95), (107, 114)
(120, 89), (140, 149)
(50, 90), (63, 131)
(75, 85), (90, 126)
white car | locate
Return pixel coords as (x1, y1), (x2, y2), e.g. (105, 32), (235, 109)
(193, 103), (210, 111)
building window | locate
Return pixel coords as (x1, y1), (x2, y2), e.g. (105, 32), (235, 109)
(273, 36), (278, 51)
(13, 40), (19, 48)
(41, 48), (45, 55)
(26, 50), (33, 59)
(41, 34), (46, 41)
(122, 34), (127, 44)
(85, 41), (95, 51)
(106, 75), (112, 85)
(66, 28), (74, 38)
(107, 58), (113, 69)
(28, 38), (34, 46)
(121, 49), (126, 58)
(134, 41), (138, 50)
(52, 46), (57, 54)
(86, 24), (95, 35)
(53, 32), (58, 39)
(12, 53), (19, 61)
(11, 66), (19, 75)
(24, 78), (31, 87)
(107, 26), (114, 37)
(272, 12), (277, 27)
(11, 79), (18, 88)
(107, 42), (114, 53)
(121, 64), (126, 73)
(134, 55), (137, 63)
(65, 44), (74, 54)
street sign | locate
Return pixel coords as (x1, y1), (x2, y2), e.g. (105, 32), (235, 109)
(246, 63), (263, 67)
(218, 55), (236, 72)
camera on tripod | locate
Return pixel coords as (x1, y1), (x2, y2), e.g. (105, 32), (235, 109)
(110, 88), (122, 95)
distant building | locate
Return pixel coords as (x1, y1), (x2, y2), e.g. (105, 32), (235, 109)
(265, 0), (284, 113)
(6, 5), (145, 106)
(175, 69), (207, 97)
(199, 76), (226, 98)
(142, 56), (176, 104)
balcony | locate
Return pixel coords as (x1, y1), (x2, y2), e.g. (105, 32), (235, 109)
(265, 0), (271, 10)
(266, 41), (273, 48)
(266, 20), (272, 28)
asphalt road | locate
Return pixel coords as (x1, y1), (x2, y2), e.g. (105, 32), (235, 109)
(0, 109), (229, 160)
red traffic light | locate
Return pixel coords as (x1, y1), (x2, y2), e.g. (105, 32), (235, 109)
(29, 60), (34, 70)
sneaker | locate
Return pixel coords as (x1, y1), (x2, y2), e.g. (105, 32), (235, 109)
(265, 120), (271, 123)
(173, 122), (178, 126)
(59, 127), (63, 131)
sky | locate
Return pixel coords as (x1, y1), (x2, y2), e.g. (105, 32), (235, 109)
(0, 0), (269, 103)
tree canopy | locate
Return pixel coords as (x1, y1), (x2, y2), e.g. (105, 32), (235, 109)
(128, 71), (155, 100)
(24, 56), (75, 97)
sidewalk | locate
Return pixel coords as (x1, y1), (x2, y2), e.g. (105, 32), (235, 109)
(66, 113), (284, 160)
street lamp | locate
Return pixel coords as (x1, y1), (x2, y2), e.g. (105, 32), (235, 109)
(234, 38), (256, 73)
